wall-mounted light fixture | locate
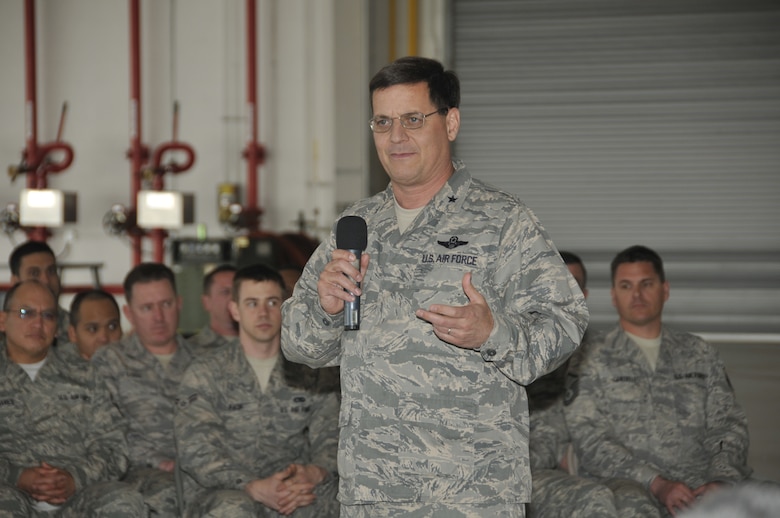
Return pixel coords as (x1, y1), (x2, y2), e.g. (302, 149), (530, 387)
(19, 189), (77, 226)
(136, 190), (194, 229)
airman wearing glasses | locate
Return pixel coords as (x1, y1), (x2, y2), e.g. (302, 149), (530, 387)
(283, 56), (588, 518)
(8, 240), (70, 346)
(0, 280), (145, 515)
(1, 281), (58, 365)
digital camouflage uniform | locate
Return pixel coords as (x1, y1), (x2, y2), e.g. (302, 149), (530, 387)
(92, 333), (198, 517)
(0, 342), (145, 517)
(564, 326), (752, 516)
(528, 381), (620, 518)
(187, 326), (232, 351)
(174, 340), (340, 517)
(528, 400), (660, 518)
(526, 331), (660, 517)
(282, 161), (589, 516)
(56, 341), (82, 361)
(54, 306), (70, 347)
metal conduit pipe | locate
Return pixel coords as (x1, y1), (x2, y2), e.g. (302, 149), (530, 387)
(148, 102), (196, 263)
(127, 0), (148, 265)
(241, 0), (266, 234)
(22, 0), (75, 242)
(127, 0), (196, 264)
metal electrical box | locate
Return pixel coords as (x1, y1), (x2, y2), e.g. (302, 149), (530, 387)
(171, 238), (233, 337)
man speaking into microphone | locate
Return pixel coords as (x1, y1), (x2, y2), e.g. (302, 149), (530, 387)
(282, 56), (588, 518)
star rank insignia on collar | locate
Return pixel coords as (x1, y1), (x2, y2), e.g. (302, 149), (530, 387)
(448, 195), (457, 203)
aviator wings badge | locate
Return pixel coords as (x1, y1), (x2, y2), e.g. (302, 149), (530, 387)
(437, 236), (468, 249)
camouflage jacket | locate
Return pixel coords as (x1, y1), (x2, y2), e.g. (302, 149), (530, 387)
(0, 343), (129, 490)
(564, 325), (752, 488)
(55, 305), (70, 347)
(92, 333), (196, 470)
(187, 326), (233, 351)
(174, 340), (339, 500)
(282, 160), (588, 505)
(528, 329), (602, 472)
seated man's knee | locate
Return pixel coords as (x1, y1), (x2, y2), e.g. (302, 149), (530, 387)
(60, 481), (146, 518)
(529, 470), (619, 518)
(86, 481), (146, 516)
(606, 478), (663, 518)
(187, 489), (256, 518)
(0, 483), (32, 517)
(124, 467), (178, 516)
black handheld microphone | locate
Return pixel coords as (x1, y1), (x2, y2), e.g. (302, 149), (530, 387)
(336, 215), (367, 331)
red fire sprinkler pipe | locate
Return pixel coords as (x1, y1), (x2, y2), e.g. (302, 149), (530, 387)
(126, 0), (196, 265)
(23, 0), (74, 242)
(148, 102), (196, 263)
(242, 0), (266, 234)
(127, 0), (149, 266)
(24, 0), (38, 191)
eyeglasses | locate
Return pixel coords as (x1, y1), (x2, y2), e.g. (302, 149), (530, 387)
(369, 108), (448, 133)
(8, 307), (57, 322)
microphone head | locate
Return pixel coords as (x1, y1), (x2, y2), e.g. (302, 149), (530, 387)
(336, 216), (367, 250)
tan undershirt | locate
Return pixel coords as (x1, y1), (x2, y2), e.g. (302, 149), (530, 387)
(247, 354), (278, 393)
(625, 331), (662, 371)
(154, 352), (175, 370)
(394, 198), (424, 234)
(19, 356), (48, 382)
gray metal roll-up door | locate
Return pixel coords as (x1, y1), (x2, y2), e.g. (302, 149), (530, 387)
(451, 0), (780, 334)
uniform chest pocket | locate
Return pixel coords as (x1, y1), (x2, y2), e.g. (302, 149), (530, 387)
(273, 396), (312, 433)
(118, 375), (161, 416)
(221, 398), (262, 446)
(35, 391), (91, 435)
(604, 376), (645, 420)
(671, 373), (708, 426)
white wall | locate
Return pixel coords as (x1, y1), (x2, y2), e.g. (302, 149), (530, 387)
(0, 0), (369, 288)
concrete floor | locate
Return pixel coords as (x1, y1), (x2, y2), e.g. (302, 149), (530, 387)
(713, 340), (780, 483)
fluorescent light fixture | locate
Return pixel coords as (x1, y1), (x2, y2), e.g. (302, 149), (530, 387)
(137, 190), (183, 229)
(146, 192), (177, 209)
(19, 189), (64, 226)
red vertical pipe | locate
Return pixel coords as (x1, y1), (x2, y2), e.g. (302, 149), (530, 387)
(245, 0), (259, 216)
(129, 0), (143, 264)
(24, 0), (47, 242)
(151, 169), (165, 263)
(24, 0), (38, 190)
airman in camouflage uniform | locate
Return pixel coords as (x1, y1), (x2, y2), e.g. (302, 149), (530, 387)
(282, 57), (588, 517)
(65, 289), (123, 360)
(528, 336), (614, 518)
(92, 263), (198, 517)
(7, 240), (70, 346)
(55, 309), (70, 347)
(187, 325), (231, 350)
(528, 337), (662, 518)
(176, 264), (339, 517)
(564, 246), (751, 517)
(0, 280), (144, 517)
(527, 252), (660, 517)
(188, 264), (238, 351)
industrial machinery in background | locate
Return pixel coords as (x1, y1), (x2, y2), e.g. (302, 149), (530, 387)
(5, 0), (77, 242)
(170, 0), (321, 335)
(171, 229), (319, 336)
(4, 0), (322, 323)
